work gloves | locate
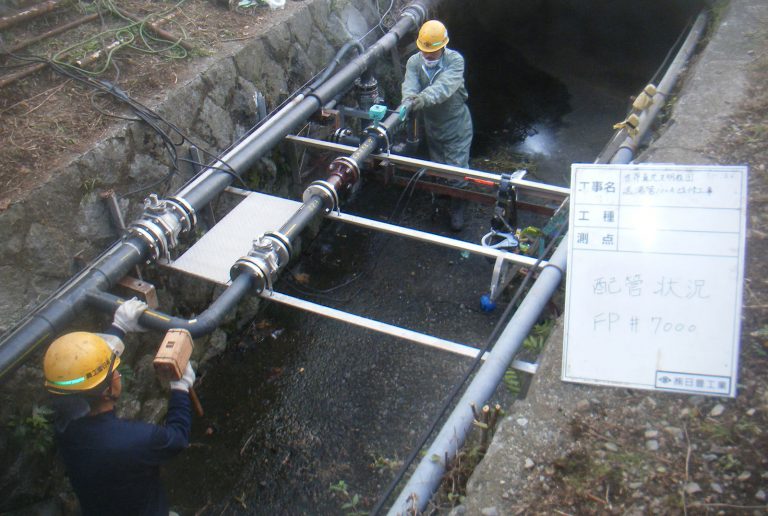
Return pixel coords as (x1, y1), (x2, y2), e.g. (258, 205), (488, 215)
(170, 363), (196, 393)
(112, 297), (149, 333)
(405, 94), (425, 112)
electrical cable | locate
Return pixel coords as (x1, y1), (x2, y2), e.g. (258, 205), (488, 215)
(376, 0), (396, 34)
(369, 216), (569, 515)
(50, 0), (189, 77)
(6, 51), (246, 196)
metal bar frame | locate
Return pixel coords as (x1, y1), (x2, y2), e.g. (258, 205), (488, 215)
(326, 211), (546, 269)
(264, 291), (487, 359)
(285, 134), (571, 200)
(263, 291), (538, 374)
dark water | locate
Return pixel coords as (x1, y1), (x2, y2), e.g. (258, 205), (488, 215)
(443, 0), (705, 184)
(165, 1), (706, 513)
(166, 185), (514, 514)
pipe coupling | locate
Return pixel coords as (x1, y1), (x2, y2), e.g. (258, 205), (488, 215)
(303, 180), (339, 213)
(401, 3), (427, 26)
(363, 124), (390, 153)
(331, 127), (354, 144)
(127, 194), (195, 263)
(327, 156), (360, 194)
(230, 234), (289, 293)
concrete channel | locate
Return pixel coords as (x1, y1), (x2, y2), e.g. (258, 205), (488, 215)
(0, 0), (714, 513)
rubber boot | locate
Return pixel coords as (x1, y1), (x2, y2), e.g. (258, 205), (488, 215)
(449, 198), (466, 232)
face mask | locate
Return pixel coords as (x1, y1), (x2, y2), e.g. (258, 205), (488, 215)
(422, 55), (440, 68)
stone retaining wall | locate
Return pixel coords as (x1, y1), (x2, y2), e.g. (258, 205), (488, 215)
(0, 0), (387, 509)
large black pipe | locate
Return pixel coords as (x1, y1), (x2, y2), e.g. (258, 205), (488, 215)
(86, 273), (253, 337)
(0, 0), (434, 383)
(279, 194), (327, 242)
(176, 0), (433, 211)
(0, 238), (148, 381)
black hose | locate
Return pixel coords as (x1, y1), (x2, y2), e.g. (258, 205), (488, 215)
(0, 237), (149, 381)
(308, 40), (366, 91)
(86, 273), (254, 337)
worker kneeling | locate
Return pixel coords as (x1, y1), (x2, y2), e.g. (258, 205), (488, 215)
(43, 299), (194, 516)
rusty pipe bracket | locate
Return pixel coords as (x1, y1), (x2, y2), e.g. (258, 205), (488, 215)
(326, 156), (360, 195)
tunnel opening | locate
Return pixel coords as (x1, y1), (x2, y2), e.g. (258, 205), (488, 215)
(436, 0), (706, 183)
(162, 1), (710, 514)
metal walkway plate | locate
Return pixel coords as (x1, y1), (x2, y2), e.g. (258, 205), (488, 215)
(169, 192), (302, 284)
(169, 191), (544, 284)
(165, 190), (540, 370)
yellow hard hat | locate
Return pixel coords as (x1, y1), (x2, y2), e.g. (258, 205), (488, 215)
(43, 332), (122, 395)
(417, 20), (449, 53)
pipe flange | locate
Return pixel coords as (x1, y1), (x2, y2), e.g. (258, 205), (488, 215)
(303, 180), (339, 213)
(128, 220), (173, 262)
(127, 225), (164, 262)
(127, 193), (192, 263)
(332, 127), (354, 144)
(167, 196), (197, 233)
(402, 4), (426, 25)
(329, 156), (361, 186)
(364, 125), (390, 153)
(230, 256), (269, 293)
(264, 231), (292, 265)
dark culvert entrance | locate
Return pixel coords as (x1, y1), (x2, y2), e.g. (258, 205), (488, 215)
(165, 1), (707, 514)
(442, 0), (706, 184)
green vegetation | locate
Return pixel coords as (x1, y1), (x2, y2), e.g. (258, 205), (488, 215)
(370, 455), (401, 473)
(8, 405), (54, 455)
(117, 363), (135, 389)
(329, 480), (366, 516)
(81, 177), (100, 193)
(523, 319), (554, 354)
(503, 319), (556, 396)
(503, 367), (522, 396)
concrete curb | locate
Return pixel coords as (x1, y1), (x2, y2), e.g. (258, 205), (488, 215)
(461, 0), (766, 513)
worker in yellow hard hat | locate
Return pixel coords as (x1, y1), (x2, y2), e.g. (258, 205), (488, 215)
(402, 19), (474, 231)
(43, 298), (195, 516)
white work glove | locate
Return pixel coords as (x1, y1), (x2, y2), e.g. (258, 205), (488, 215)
(169, 362), (196, 393)
(112, 297), (148, 333)
(405, 94), (425, 112)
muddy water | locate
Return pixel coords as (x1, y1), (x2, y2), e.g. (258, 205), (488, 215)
(165, 2), (705, 513)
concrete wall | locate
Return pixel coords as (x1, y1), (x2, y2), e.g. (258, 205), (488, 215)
(0, 0), (386, 509)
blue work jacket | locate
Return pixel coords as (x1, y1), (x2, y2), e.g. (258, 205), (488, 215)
(56, 390), (191, 515)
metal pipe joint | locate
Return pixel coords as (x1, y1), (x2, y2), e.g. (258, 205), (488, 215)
(303, 180), (340, 213)
(230, 233), (291, 293)
(127, 194), (196, 263)
(327, 156), (361, 195)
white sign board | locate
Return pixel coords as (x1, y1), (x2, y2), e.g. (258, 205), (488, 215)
(563, 164), (748, 397)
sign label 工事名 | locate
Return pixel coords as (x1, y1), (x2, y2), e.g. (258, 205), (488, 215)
(563, 164), (747, 397)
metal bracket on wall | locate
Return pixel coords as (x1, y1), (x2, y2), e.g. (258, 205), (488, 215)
(116, 276), (159, 309)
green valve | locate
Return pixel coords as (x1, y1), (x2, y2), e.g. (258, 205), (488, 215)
(398, 105), (408, 121)
(369, 104), (387, 123)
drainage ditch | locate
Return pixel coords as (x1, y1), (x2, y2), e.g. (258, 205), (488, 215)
(161, 1), (706, 514)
